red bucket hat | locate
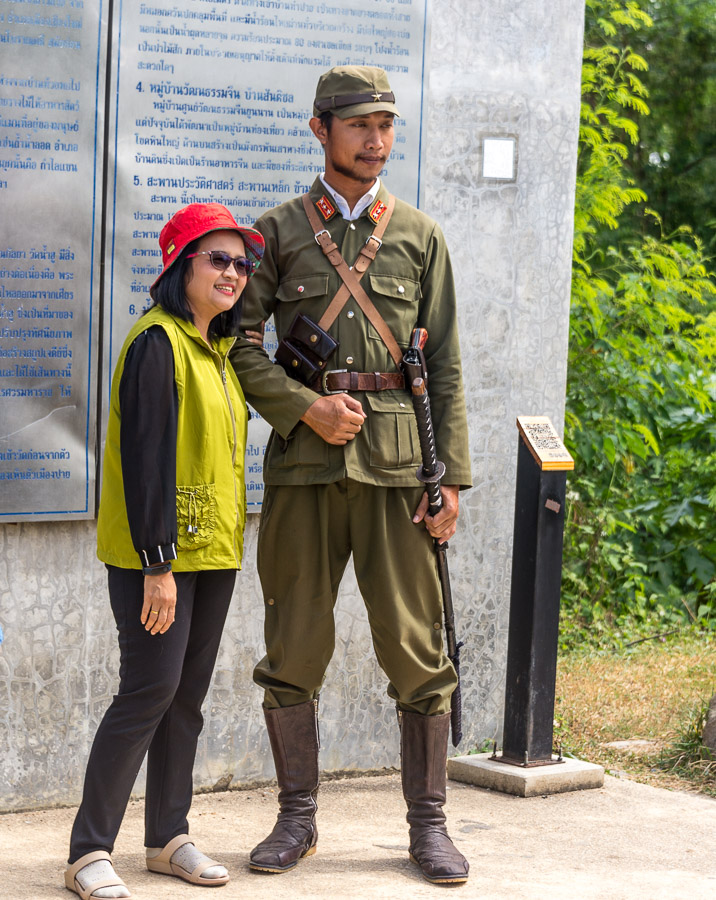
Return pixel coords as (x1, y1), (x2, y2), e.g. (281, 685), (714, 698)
(151, 203), (265, 294)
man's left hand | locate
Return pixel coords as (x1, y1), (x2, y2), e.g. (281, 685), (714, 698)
(413, 484), (460, 543)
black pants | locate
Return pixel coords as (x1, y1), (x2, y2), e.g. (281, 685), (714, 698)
(68, 567), (235, 863)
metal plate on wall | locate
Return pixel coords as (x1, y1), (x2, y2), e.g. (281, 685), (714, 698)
(0, 2), (107, 520)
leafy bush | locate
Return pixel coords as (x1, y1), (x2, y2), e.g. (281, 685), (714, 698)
(562, 0), (716, 643)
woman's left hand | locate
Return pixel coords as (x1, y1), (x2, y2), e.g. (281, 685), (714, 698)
(141, 571), (177, 635)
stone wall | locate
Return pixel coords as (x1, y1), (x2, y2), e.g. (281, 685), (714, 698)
(0, 0), (585, 811)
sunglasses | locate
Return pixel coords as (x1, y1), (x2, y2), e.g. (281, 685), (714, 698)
(186, 250), (255, 276)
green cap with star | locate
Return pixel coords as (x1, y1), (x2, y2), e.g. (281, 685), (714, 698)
(312, 65), (401, 119)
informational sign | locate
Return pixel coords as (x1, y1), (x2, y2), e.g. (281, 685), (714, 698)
(0, 0), (106, 520)
(516, 416), (574, 471)
(0, 1), (429, 517)
(105, 0), (430, 509)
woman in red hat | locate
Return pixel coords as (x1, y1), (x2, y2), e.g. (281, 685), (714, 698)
(64, 204), (264, 900)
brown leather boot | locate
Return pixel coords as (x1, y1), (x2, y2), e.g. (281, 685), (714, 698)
(400, 709), (470, 885)
(249, 700), (319, 873)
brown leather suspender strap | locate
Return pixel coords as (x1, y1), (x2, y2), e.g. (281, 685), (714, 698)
(301, 193), (404, 369)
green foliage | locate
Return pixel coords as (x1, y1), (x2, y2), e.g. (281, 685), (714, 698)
(466, 739), (495, 756)
(622, 0), (716, 251)
(558, 598), (685, 654)
(563, 0), (716, 640)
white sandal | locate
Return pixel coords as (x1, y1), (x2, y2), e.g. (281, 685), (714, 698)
(64, 851), (131, 900)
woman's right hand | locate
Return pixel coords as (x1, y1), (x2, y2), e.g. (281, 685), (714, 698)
(141, 571), (177, 635)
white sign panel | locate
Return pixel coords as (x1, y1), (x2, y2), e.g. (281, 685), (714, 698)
(105, 0), (430, 509)
(0, 0), (106, 520)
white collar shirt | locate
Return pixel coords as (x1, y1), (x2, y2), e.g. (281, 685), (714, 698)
(319, 174), (381, 221)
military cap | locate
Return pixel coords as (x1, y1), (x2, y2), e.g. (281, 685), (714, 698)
(312, 65), (400, 119)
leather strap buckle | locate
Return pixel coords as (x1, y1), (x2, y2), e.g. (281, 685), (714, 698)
(314, 228), (331, 245)
(321, 368), (347, 394)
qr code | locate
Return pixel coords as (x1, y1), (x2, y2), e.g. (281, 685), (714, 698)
(524, 423), (563, 451)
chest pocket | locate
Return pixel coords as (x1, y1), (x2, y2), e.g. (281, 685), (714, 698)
(275, 275), (330, 334)
(276, 275), (329, 304)
(366, 275), (421, 343)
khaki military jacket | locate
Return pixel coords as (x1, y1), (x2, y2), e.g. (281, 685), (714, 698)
(230, 177), (472, 489)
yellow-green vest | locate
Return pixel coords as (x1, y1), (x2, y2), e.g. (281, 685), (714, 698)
(97, 306), (248, 571)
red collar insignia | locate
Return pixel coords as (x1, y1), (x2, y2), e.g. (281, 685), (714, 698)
(316, 195), (337, 221)
(369, 199), (388, 224)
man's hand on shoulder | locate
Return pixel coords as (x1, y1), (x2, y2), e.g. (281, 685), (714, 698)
(244, 320), (265, 347)
(413, 484), (460, 544)
(301, 393), (366, 445)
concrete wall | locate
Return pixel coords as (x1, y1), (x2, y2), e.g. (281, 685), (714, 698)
(0, 0), (585, 811)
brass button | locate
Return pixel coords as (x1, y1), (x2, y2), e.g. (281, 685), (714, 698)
(346, 356), (354, 364)
(310, 334), (318, 343)
(399, 402), (406, 408)
(398, 285), (405, 294)
(268, 598), (275, 606)
(347, 311), (355, 319)
(349, 222), (356, 230)
(433, 622), (441, 630)
(291, 359), (298, 368)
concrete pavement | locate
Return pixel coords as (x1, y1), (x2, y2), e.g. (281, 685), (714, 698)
(2, 772), (716, 899)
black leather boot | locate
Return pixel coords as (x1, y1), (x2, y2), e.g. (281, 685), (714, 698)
(400, 709), (470, 884)
(249, 700), (320, 873)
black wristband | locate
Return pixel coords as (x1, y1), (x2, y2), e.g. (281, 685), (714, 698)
(142, 562), (172, 576)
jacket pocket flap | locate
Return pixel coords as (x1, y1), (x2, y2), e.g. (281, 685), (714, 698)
(276, 274), (329, 302)
(365, 391), (413, 414)
(368, 274), (420, 301)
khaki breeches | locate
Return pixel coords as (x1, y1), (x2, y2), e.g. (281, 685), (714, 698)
(253, 478), (457, 715)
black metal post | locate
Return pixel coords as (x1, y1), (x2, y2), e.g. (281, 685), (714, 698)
(499, 418), (572, 767)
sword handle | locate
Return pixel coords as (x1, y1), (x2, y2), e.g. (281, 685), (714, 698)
(410, 327), (428, 351)
(410, 377), (443, 516)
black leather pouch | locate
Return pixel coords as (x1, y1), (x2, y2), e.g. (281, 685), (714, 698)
(287, 312), (338, 360)
(275, 313), (338, 386)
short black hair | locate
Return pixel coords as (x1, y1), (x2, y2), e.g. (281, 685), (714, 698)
(148, 238), (244, 338)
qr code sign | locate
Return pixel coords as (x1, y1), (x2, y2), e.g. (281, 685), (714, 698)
(517, 416), (574, 470)
(523, 423), (562, 450)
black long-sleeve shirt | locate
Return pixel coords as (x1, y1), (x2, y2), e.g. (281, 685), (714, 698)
(117, 325), (179, 566)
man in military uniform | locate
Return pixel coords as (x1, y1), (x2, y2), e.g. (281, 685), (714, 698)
(230, 65), (472, 885)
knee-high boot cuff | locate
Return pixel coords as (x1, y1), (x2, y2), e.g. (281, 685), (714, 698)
(265, 700), (320, 798)
(399, 709), (450, 830)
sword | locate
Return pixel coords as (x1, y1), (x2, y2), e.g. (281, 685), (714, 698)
(403, 328), (464, 747)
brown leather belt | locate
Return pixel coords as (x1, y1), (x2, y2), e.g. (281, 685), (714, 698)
(319, 369), (406, 394)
